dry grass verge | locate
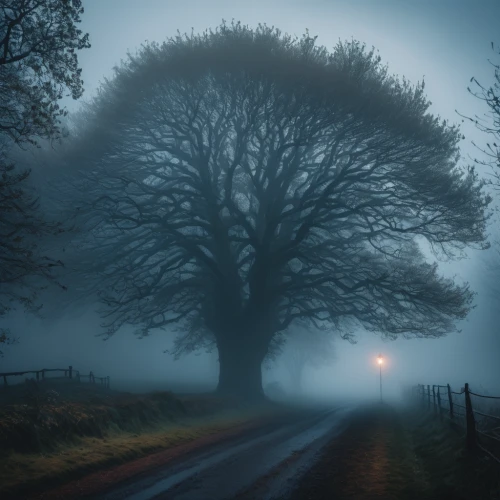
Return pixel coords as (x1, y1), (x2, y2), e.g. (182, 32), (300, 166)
(0, 381), (284, 498)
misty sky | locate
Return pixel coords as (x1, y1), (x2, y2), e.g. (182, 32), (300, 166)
(3, 0), (500, 399)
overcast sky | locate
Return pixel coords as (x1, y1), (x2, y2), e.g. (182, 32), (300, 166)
(5, 0), (500, 399)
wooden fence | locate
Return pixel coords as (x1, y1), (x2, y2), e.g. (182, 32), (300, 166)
(412, 383), (500, 464)
(0, 366), (110, 389)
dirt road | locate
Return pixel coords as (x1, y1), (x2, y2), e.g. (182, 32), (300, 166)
(95, 405), (353, 500)
(28, 403), (496, 500)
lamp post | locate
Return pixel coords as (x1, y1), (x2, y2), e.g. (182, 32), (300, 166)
(377, 354), (383, 402)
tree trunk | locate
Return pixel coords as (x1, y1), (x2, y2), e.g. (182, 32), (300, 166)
(289, 365), (304, 394)
(216, 335), (267, 401)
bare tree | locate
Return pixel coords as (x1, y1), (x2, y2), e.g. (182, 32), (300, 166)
(457, 42), (499, 172)
(56, 22), (489, 399)
(458, 43), (500, 294)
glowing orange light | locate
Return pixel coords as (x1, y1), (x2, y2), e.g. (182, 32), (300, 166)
(377, 355), (383, 365)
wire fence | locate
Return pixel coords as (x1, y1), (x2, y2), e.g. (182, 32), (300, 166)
(411, 383), (500, 465)
(0, 366), (110, 389)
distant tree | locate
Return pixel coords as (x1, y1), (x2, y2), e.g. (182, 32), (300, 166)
(0, 0), (90, 145)
(0, 142), (67, 353)
(459, 43), (500, 286)
(0, 326), (17, 358)
(0, 0), (89, 353)
(56, 22), (489, 399)
(281, 328), (335, 393)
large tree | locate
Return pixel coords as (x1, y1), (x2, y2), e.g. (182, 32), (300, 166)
(0, 0), (89, 355)
(56, 23), (489, 399)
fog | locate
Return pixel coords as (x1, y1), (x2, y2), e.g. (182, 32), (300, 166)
(2, 0), (500, 403)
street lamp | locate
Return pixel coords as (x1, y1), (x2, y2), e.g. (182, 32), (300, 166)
(377, 354), (383, 402)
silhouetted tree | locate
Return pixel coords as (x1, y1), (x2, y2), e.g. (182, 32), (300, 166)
(0, 142), (68, 354)
(459, 43), (500, 285)
(57, 22), (489, 398)
(0, 324), (16, 358)
(0, 0), (89, 354)
(281, 327), (335, 393)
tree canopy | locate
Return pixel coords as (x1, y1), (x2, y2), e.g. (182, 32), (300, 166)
(55, 22), (490, 397)
(0, 0), (90, 145)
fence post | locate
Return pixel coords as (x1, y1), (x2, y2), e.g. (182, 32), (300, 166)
(3, 375), (7, 386)
(447, 384), (454, 420)
(437, 388), (442, 421)
(464, 383), (477, 450)
(432, 385), (437, 415)
(427, 385), (431, 410)
(69, 366), (73, 379)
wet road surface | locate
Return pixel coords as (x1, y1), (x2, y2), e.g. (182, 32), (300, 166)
(95, 405), (354, 500)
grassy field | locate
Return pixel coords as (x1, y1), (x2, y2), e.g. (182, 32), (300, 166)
(0, 379), (284, 498)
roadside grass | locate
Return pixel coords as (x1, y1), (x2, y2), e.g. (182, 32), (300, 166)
(0, 388), (242, 453)
(0, 382), (283, 497)
(407, 409), (500, 500)
(346, 407), (430, 499)
(292, 404), (500, 500)
(293, 404), (431, 500)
